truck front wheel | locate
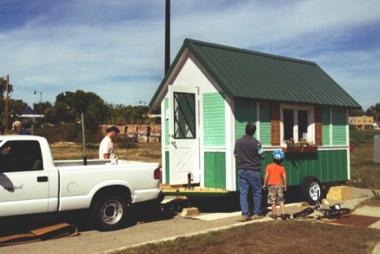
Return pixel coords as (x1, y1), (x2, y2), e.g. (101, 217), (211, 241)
(91, 194), (128, 231)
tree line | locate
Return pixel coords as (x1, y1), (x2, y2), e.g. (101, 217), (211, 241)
(0, 79), (152, 140)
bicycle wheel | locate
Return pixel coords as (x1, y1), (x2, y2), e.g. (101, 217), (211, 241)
(324, 208), (351, 219)
(338, 208), (351, 217)
(293, 207), (314, 218)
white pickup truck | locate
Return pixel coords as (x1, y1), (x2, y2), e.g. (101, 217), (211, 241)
(0, 135), (162, 230)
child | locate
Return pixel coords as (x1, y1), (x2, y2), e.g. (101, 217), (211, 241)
(263, 150), (287, 219)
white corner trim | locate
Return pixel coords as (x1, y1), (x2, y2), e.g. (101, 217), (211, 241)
(346, 108), (351, 180)
(329, 107), (333, 145)
(256, 101), (261, 141)
(225, 96), (235, 191)
(231, 98), (236, 191)
(161, 99), (167, 184)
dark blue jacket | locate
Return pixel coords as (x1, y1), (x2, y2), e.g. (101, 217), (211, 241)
(234, 135), (265, 171)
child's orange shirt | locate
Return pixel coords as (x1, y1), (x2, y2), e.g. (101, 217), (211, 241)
(266, 163), (286, 185)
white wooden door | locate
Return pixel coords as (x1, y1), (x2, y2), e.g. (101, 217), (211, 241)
(169, 85), (200, 185)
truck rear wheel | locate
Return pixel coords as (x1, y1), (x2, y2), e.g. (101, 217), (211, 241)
(91, 194), (128, 231)
(301, 176), (323, 204)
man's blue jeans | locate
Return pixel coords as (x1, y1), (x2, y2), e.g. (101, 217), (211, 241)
(238, 169), (262, 216)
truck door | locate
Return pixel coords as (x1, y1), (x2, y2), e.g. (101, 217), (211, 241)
(0, 140), (49, 217)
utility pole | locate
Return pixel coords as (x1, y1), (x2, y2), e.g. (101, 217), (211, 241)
(165, 0), (171, 74)
(4, 74), (10, 131)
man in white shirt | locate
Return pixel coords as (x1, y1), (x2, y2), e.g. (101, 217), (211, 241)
(99, 126), (120, 159)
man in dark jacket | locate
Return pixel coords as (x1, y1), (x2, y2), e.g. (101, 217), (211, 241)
(234, 122), (265, 221)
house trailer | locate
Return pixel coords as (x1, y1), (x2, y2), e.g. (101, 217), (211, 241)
(149, 39), (360, 202)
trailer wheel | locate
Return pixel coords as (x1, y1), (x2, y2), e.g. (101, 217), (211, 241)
(91, 194), (128, 231)
(301, 176), (322, 204)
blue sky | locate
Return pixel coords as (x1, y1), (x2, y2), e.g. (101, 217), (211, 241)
(0, 0), (379, 108)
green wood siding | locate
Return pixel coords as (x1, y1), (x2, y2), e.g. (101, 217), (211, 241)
(332, 108), (347, 145)
(234, 99), (257, 140)
(203, 93), (225, 146)
(260, 102), (271, 145)
(204, 152), (226, 188)
(262, 150), (348, 185)
(165, 151), (170, 184)
(164, 98), (169, 145)
(322, 107), (331, 145)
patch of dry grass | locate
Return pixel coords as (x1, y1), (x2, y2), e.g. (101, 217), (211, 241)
(51, 142), (161, 162)
(124, 221), (380, 254)
(350, 130), (380, 189)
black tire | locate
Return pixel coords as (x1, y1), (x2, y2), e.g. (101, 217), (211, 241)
(301, 176), (323, 205)
(293, 207), (314, 218)
(339, 208), (351, 217)
(90, 194), (128, 231)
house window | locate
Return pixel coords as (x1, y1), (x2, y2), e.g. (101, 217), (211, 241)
(284, 109), (294, 140)
(281, 106), (313, 143)
(173, 92), (196, 139)
(298, 110), (308, 140)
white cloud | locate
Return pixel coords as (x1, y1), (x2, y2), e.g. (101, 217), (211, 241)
(314, 50), (380, 108)
(0, 0), (379, 108)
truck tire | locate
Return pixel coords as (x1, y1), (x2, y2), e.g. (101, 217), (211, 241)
(91, 194), (128, 231)
(301, 176), (323, 204)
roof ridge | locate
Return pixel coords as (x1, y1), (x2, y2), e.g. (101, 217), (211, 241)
(184, 38), (316, 65)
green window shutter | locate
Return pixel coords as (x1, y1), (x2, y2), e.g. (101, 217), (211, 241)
(234, 99), (257, 140)
(204, 152), (226, 188)
(203, 93), (225, 146)
(260, 102), (271, 145)
(332, 108), (347, 145)
(164, 98), (169, 145)
(322, 107), (331, 145)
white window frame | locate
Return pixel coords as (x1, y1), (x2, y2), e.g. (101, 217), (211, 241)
(280, 104), (315, 146)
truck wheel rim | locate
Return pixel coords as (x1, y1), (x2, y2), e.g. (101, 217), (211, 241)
(309, 182), (321, 201)
(100, 199), (123, 225)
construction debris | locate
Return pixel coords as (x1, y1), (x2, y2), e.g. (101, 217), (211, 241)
(0, 223), (79, 247)
(327, 186), (352, 201)
(180, 208), (200, 217)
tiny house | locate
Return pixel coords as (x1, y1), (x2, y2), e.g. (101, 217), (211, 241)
(150, 39), (360, 202)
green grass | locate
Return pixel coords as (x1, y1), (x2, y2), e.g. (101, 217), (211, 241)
(349, 130), (380, 189)
(123, 221), (380, 254)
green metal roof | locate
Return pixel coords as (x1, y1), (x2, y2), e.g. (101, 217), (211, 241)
(150, 39), (360, 109)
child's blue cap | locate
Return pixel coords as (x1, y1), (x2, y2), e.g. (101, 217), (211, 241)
(272, 150), (285, 161)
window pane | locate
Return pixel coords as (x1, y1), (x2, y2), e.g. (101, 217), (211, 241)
(298, 110), (308, 140)
(283, 109), (294, 141)
(0, 141), (43, 172)
(174, 92), (196, 139)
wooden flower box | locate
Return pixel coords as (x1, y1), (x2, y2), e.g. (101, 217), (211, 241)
(282, 146), (318, 153)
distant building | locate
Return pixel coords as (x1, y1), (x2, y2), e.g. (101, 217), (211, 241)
(349, 115), (374, 130)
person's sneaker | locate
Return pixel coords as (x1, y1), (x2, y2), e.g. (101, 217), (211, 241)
(280, 214), (289, 220)
(238, 215), (251, 222)
(269, 214), (277, 220)
(251, 214), (264, 220)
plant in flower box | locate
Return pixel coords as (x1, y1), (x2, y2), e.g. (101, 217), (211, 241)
(283, 139), (318, 153)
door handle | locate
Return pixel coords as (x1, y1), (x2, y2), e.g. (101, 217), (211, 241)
(37, 176), (48, 182)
